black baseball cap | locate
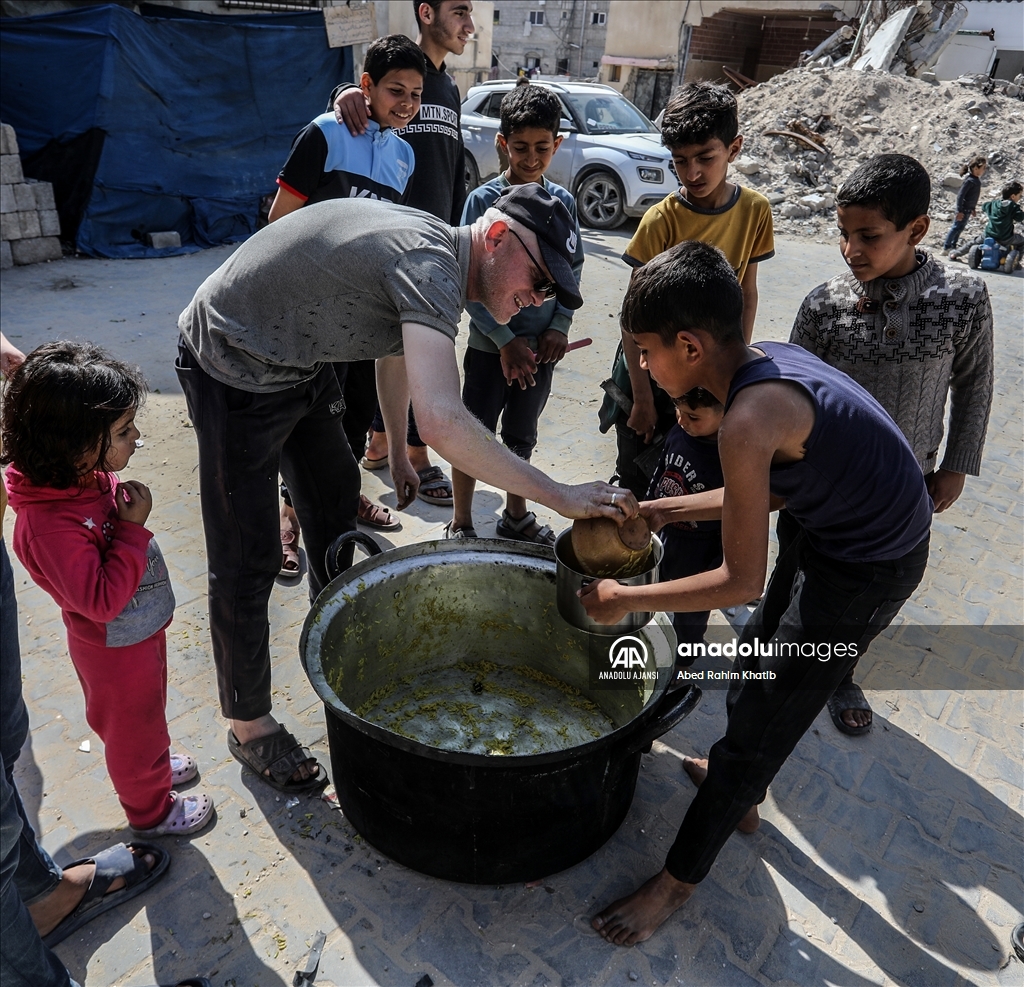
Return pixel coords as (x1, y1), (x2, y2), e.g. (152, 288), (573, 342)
(493, 183), (584, 310)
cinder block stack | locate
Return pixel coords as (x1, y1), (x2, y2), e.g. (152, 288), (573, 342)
(1, 122), (62, 270)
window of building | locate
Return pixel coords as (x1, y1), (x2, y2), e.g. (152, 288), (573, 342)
(592, 11), (606, 26)
(529, 11), (545, 26)
(556, 57), (569, 75)
(608, 64), (621, 82)
(592, 61), (599, 68)
(493, 9), (499, 23)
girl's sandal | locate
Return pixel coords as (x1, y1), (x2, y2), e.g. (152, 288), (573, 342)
(133, 791), (215, 837)
(170, 751), (198, 785)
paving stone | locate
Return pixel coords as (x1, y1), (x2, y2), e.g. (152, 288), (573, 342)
(844, 902), (961, 986)
(883, 820), (990, 891)
(976, 744), (1024, 788)
(858, 761), (954, 839)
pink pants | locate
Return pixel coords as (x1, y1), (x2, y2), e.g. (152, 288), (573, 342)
(67, 629), (172, 830)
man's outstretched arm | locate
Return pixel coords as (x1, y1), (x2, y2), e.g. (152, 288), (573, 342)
(401, 323), (635, 521)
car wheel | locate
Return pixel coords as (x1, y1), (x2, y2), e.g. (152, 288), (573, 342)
(464, 152), (480, 193)
(576, 171), (625, 229)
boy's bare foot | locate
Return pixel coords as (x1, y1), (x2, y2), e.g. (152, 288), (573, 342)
(28, 848), (157, 937)
(230, 714), (319, 783)
(841, 707), (871, 730)
(591, 869), (695, 945)
(682, 757), (760, 833)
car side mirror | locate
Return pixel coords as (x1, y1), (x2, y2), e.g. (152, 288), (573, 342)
(559, 118), (578, 134)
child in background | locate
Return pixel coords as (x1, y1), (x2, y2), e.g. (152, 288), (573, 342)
(269, 34), (427, 566)
(980, 180), (1024, 271)
(598, 82), (774, 500)
(645, 387), (724, 660)
(944, 154), (986, 257)
(791, 153), (993, 736)
(450, 84), (584, 543)
(1, 342), (214, 836)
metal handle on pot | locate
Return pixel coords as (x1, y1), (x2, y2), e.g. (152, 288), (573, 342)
(622, 685), (702, 756)
(326, 530), (384, 581)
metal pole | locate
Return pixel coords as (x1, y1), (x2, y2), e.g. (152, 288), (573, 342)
(578, 0), (587, 77)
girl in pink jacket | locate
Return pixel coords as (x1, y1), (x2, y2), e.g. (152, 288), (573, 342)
(1, 342), (214, 836)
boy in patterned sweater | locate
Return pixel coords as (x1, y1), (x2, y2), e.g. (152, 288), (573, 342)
(790, 153), (993, 736)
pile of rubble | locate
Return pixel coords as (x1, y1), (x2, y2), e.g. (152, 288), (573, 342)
(732, 66), (1024, 251)
(1, 123), (61, 269)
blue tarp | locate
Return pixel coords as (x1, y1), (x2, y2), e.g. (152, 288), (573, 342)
(0, 3), (350, 257)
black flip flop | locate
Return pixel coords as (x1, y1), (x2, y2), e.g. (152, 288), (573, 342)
(826, 682), (872, 736)
(227, 727), (328, 795)
(42, 841), (170, 948)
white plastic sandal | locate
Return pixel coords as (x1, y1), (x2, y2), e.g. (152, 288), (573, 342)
(170, 751), (198, 785)
(133, 791), (215, 837)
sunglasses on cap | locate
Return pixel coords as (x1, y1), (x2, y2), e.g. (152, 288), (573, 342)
(508, 229), (557, 301)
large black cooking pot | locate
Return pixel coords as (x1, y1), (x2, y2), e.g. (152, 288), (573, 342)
(300, 532), (700, 884)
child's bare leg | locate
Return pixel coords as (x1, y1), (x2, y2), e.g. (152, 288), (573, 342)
(451, 468), (476, 532)
(408, 445), (432, 472)
(364, 429), (388, 461)
(682, 757), (760, 833)
(591, 868), (696, 946)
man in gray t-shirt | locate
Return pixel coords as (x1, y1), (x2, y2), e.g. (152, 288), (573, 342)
(176, 185), (637, 794)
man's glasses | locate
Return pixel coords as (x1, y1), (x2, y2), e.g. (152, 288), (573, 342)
(508, 229), (557, 300)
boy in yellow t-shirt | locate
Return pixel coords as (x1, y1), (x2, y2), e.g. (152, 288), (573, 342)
(599, 82), (774, 499)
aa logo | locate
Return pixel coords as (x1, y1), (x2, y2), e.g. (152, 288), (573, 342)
(608, 635), (649, 669)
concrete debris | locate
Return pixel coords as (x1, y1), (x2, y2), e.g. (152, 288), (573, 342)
(1, 122), (62, 268)
(733, 156), (762, 175)
(851, 1), (966, 79)
(734, 65), (1024, 250)
(853, 6), (918, 73)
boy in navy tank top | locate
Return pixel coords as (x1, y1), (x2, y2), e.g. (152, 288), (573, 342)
(646, 388), (724, 653)
(581, 240), (932, 947)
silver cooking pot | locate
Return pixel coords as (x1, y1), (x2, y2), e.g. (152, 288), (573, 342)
(554, 528), (664, 636)
(300, 533), (700, 883)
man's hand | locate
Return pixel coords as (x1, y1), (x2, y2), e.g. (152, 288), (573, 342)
(927, 469), (966, 512)
(955, 212), (965, 222)
(578, 578), (628, 624)
(627, 389), (657, 444)
(536, 329), (568, 364)
(117, 480), (153, 526)
(0, 333), (25, 377)
(499, 337), (538, 390)
(556, 482), (639, 522)
(334, 87), (371, 135)
(390, 453), (420, 511)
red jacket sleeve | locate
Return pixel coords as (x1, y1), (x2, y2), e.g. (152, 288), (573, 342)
(24, 519), (153, 624)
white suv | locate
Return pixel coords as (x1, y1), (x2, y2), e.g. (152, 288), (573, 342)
(461, 80), (676, 230)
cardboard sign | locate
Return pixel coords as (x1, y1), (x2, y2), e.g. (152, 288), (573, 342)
(324, 4), (378, 48)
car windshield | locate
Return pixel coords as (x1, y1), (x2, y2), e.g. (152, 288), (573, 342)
(561, 92), (657, 135)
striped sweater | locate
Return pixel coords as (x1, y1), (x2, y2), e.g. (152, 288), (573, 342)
(790, 253), (993, 476)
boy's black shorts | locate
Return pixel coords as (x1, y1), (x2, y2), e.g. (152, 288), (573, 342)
(462, 346), (555, 461)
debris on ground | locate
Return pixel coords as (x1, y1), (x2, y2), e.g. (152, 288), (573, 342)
(733, 65), (1024, 252)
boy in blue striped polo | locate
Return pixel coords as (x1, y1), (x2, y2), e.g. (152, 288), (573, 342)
(268, 35), (425, 566)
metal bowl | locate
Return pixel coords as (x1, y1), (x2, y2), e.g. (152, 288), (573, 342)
(554, 528), (663, 636)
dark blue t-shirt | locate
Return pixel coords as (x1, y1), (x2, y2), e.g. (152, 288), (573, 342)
(726, 342), (933, 562)
(647, 424), (723, 539)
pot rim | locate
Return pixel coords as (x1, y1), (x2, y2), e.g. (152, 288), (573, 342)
(299, 537), (676, 767)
